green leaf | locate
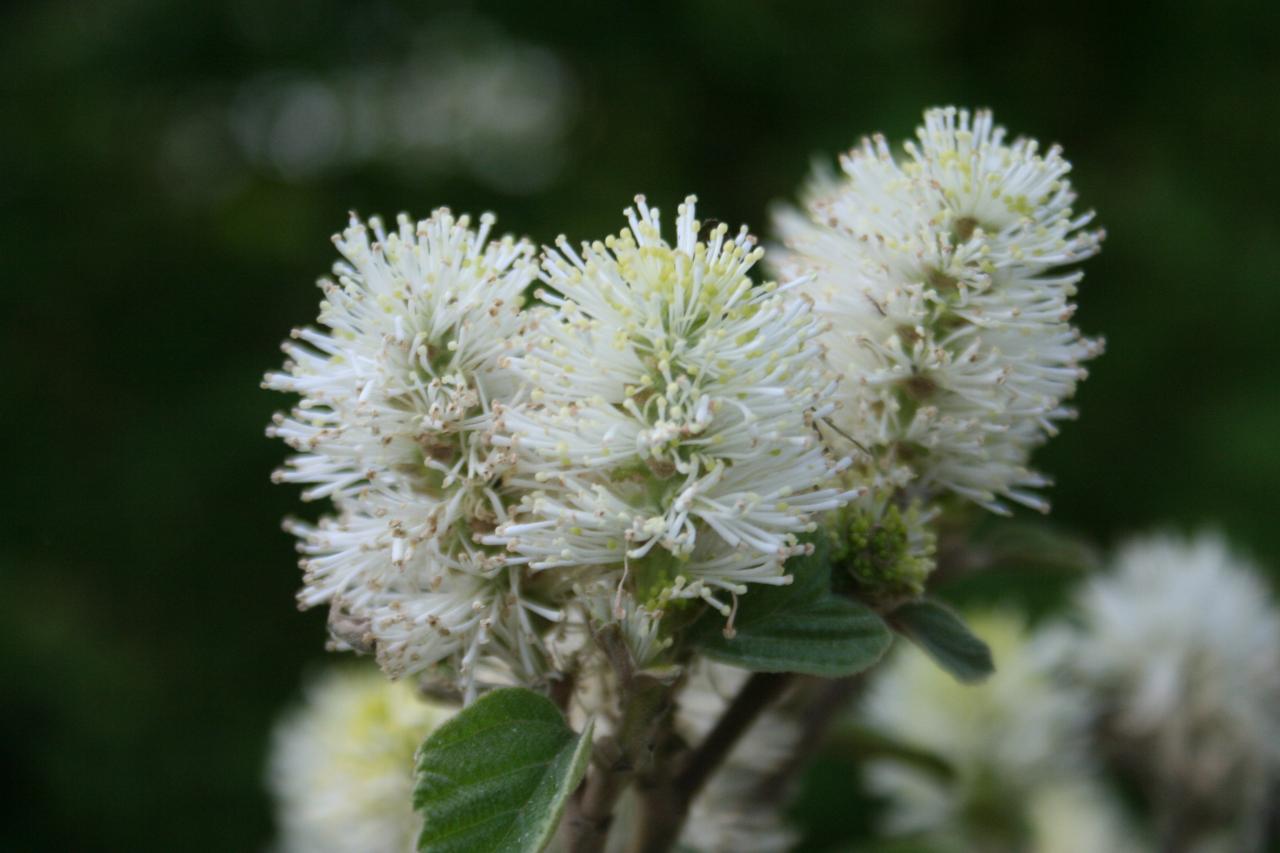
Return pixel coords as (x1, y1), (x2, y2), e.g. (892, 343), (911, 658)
(690, 536), (893, 676)
(413, 687), (594, 853)
(889, 599), (994, 683)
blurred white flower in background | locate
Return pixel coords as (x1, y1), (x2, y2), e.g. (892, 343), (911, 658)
(1056, 531), (1280, 850)
(160, 14), (577, 202)
(229, 22), (575, 189)
(1026, 779), (1146, 853)
(268, 666), (455, 853)
(861, 611), (1101, 850)
(774, 107), (1102, 515)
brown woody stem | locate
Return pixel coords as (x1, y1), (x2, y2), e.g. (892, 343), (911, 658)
(626, 671), (794, 853)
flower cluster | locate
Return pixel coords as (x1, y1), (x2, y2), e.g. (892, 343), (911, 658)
(267, 198), (852, 695)
(266, 109), (1104, 739)
(260, 105), (1148, 853)
(775, 107), (1103, 514)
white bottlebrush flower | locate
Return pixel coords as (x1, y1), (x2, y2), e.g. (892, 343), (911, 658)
(774, 107), (1103, 515)
(268, 666), (456, 853)
(265, 210), (557, 694)
(491, 195), (854, 620)
(862, 611), (1091, 845)
(1059, 532), (1280, 845)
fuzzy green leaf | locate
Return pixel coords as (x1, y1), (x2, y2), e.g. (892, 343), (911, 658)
(890, 599), (995, 683)
(413, 688), (593, 853)
(691, 537), (893, 676)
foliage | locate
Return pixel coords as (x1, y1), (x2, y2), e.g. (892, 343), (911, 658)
(413, 689), (592, 853)
(692, 536), (893, 676)
(888, 600), (995, 684)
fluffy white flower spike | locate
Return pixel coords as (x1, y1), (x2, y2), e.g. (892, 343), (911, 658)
(775, 107), (1103, 514)
(266, 210), (553, 695)
(491, 196), (854, 618)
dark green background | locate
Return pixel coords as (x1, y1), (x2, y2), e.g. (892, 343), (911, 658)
(4, 1), (1277, 849)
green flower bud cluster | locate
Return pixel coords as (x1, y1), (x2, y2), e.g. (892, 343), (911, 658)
(830, 501), (935, 606)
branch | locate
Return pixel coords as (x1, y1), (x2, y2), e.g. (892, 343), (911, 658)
(565, 734), (630, 853)
(676, 671), (792, 799)
(626, 671), (794, 853)
(564, 626), (675, 853)
(567, 678), (673, 852)
(752, 674), (863, 803)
